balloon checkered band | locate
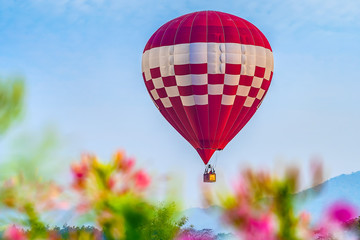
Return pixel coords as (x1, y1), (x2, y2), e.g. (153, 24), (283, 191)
(142, 42), (273, 109)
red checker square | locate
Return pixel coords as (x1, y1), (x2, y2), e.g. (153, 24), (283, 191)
(223, 85), (238, 95)
(208, 74), (224, 84)
(254, 66), (265, 78)
(269, 71), (273, 80)
(192, 85), (207, 95)
(156, 88), (167, 98)
(145, 80), (155, 90)
(248, 87), (259, 98)
(174, 65), (190, 75)
(163, 76), (177, 87)
(208, 95), (222, 106)
(178, 86), (193, 96)
(261, 79), (271, 90)
(190, 63), (207, 74)
(239, 75), (253, 86)
(169, 96), (181, 103)
(150, 67), (161, 79)
(234, 95), (246, 106)
(225, 64), (241, 74)
(154, 99), (164, 109)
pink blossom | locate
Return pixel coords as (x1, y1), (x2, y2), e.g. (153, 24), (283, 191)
(134, 170), (151, 190)
(71, 155), (91, 189)
(107, 176), (116, 190)
(244, 215), (275, 240)
(299, 211), (311, 226)
(122, 157), (135, 172)
(114, 151), (135, 172)
(327, 201), (357, 223)
(3, 225), (27, 240)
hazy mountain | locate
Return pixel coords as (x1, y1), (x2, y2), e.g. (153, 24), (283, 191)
(296, 171), (360, 222)
(184, 171), (360, 232)
(182, 205), (231, 234)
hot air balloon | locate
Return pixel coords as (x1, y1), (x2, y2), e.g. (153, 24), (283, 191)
(141, 11), (274, 182)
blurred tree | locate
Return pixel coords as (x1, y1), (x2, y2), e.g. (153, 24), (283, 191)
(0, 76), (24, 135)
(141, 202), (187, 240)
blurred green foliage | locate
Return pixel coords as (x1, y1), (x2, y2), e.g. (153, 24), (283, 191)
(0, 76), (24, 135)
(142, 203), (187, 240)
(0, 128), (61, 181)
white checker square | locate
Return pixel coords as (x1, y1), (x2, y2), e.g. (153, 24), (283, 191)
(241, 55), (247, 65)
(208, 63), (220, 74)
(176, 75), (192, 86)
(143, 69), (152, 81)
(220, 63), (225, 74)
(225, 43), (241, 54)
(246, 45), (256, 55)
(191, 74), (207, 85)
(221, 95), (236, 105)
(256, 89), (265, 99)
(208, 43), (220, 53)
(169, 55), (174, 65)
(174, 53), (190, 65)
(149, 48), (160, 68)
(152, 77), (164, 89)
(247, 55), (256, 65)
(240, 64), (247, 75)
(160, 97), (172, 108)
(208, 84), (224, 95)
(224, 74), (240, 85)
(244, 65), (256, 76)
(226, 53), (241, 64)
(194, 95), (208, 105)
(160, 65), (170, 77)
(207, 52), (220, 63)
(220, 53), (225, 63)
(244, 96), (255, 107)
(256, 47), (266, 57)
(165, 86), (179, 97)
(251, 77), (263, 88)
(219, 43), (225, 52)
(237, 85), (251, 96)
(190, 53), (207, 64)
(142, 51), (149, 69)
(264, 68), (272, 80)
(174, 44), (189, 54)
(169, 45), (174, 55)
(190, 43), (207, 53)
(266, 50), (274, 70)
(169, 65), (175, 75)
(256, 56), (266, 68)
(241, 45), (247, 54)
(159, 55), (169, 67)
(150, 89), (159, 100)
(159, 46), (170, 57)
(180, 95), (195, 106)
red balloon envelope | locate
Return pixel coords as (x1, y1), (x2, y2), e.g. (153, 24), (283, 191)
(142, 11), (274, 165)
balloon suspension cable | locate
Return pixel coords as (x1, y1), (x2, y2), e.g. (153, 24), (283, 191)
(214, 150), (219, 169)
(207, 150), (220, 170)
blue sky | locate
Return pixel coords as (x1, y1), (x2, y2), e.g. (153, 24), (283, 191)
(1, 0), (360, 208)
